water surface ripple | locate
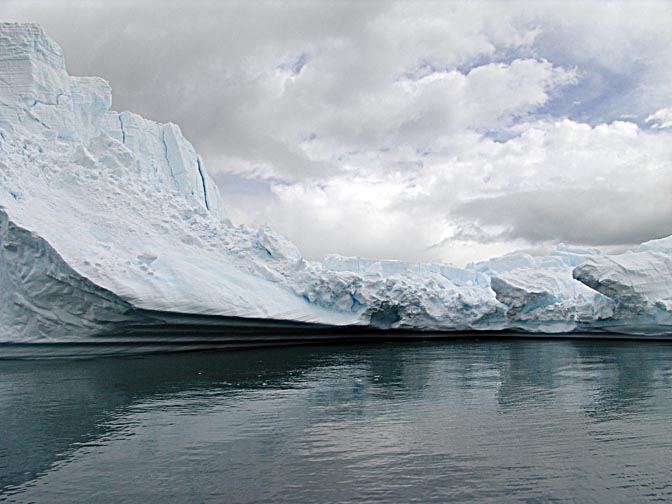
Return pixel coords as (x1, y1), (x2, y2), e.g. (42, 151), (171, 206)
(1, 339), (671, 503)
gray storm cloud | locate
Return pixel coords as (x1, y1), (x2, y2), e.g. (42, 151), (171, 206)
(452, 190), (672, 247)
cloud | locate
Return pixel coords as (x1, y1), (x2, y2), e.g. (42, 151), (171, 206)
(453, 189), (672, 246)
(647, 107), (672, 129)
(1, 0), (549, 176)
(246, 119), (672, 264)
(3, 0), (672, 264)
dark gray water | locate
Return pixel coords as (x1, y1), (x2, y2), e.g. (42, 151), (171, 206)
(1, 339), (671, 503)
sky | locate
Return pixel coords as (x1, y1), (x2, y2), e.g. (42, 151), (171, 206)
(4, 0), (672, 265)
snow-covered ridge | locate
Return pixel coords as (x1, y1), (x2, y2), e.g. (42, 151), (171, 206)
(1, 22), (671, 345)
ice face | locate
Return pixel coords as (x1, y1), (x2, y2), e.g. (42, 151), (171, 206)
(0, 22), (359, 343)
(0, 23), (110, 143)
(0, 22), (671, 344)
(574, 252), (672, 317)
(0, 208), (133, 342)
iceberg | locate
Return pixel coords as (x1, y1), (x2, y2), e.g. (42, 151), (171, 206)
(1, 23), (670, 352)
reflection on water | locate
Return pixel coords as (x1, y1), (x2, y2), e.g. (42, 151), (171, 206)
(1, 340), (671, 503)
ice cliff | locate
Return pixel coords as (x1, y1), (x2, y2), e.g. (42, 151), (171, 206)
(1, 23), (671, 345)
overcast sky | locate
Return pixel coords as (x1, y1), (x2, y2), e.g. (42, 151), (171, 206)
(4, 0), (672, 265)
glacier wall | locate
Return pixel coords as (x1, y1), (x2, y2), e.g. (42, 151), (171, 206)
(0, 208), (132, 342)
(1, 22), (671, 345)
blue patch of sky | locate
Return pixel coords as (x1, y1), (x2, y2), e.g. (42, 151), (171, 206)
(399, 45), (538, 82)
(397, 60), (444, 81)
(537, 67), (647, 127)
(278, 52), (310, 76)
(416, 147), (431, 157)
(454, 45), (537, 74)
(454, 45), (637, 130)
(531, 28), (657, 127)
(475, 128), (523, 143)
(337, 149), (362, 162)
(401, 36), (658, 131)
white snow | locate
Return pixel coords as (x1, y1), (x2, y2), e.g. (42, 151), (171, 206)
(1, 22), (671, 344)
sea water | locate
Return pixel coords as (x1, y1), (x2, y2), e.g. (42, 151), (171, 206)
(1, 339), (671, 503)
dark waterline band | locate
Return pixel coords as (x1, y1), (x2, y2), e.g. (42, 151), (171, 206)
(3, 308), (672, 359)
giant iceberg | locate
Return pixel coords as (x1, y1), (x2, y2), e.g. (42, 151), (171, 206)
(1, 23), (671, 351)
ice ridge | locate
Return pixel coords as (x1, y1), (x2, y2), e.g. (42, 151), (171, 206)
(1, 22), (671, 345)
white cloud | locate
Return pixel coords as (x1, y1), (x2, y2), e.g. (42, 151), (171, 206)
(241, 119), (672, 265)
(4, 0), (672, 264)
(646, 107), (672, 129)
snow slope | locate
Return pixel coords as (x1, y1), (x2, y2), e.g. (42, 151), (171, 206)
(1, 23), (670, 344)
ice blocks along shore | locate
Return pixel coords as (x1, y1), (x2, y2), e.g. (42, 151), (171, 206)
(1, 22), (671, 346)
